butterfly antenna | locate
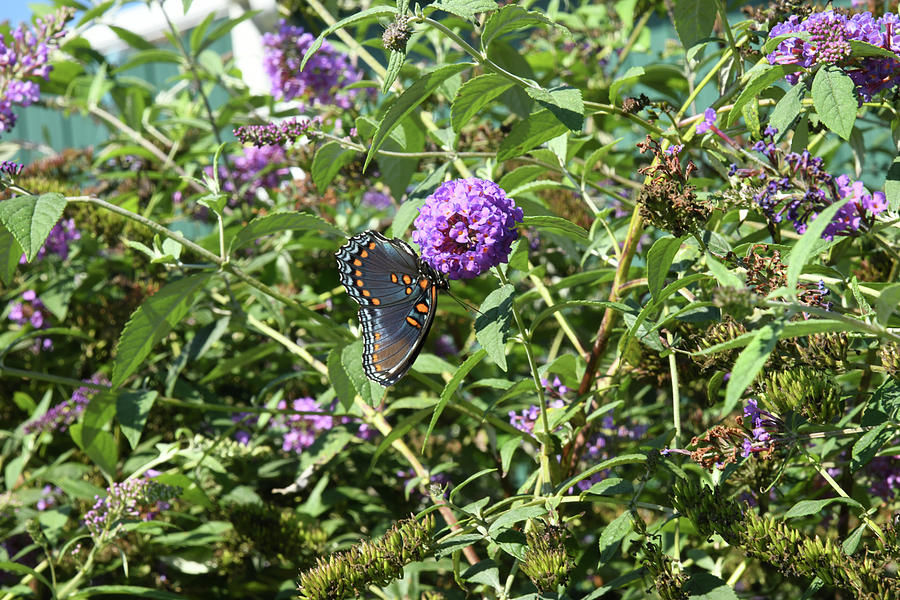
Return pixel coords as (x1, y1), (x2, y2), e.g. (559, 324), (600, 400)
(447, 290), (484, 316)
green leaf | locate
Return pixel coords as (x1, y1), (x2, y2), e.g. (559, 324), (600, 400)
(523, 86), (583, 131)
(311, 141), (357, 192)
(481, 5), (558, 49)
(875, 282), (900, 325)
(723, 319), (784, 414)
(728, 64), (800, 126)
(430, 0), (498, 21)
(0, 225), (22, 285)
(365, 63), (472, 169)
(785, 197), (851, 296)
(885, 156), (900, 212)
(462, 559), (501, 589)
(451, 73), (514, 133)
(328, 347), (355, 410)
(382, 50), (405, 94)
(850, 422), (890, 472)
(500, 436), (519, 476)
(112, 274), (212, 389)
(685, 573), (739, 600)
(424, 349), (487, 446)
(449, 468), (497, 504)
(371, 408), (432, 466)
(811, 66), (856, 140)
(434, 533), (483, 557)
(116, 389), (158, 450)
(475, 284), (514, 371)
(598, 510), (632, 565)
(497, 109), (569, 162)
(862, 379), (900, 425)
(70, 391), (118, 477)
(487, 504), (547, 535)
(0, 562), (55, 598)
(609, 65), (644, 105)
(842, 523), (866, 555)
(647, 236), (684, 301)
(783, 497), (862, 520)
(231, 211), (346, 251)
(673, 0), (716, 49)
(761, 32), (809, 55)
(692, 318), (855, 357)
(388, 198), (427, 239)
(848, 39), (898, 59)
(769, 82), (805, 141)
(341, 340), (385, 406)
(521, 215), (589, 244)
(0, 193), (66, 262)
(300, 6), (397, 71)
(706, 253), (743, 288)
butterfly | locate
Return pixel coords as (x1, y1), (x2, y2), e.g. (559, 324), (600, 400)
(335, 230), (449, 386)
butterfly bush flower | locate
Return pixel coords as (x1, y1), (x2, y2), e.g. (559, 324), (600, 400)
(24, 374), (109, 434)
(274, 397), (333, 453)
(737, 127), (887, 240)
(362, 188), (392, 210)
(206, 145), (289, 206)
(766, 9), (900, 101)
(412, 178), (524, 279)
(575, 415), (648, 491)
(8, 290), (53, 351)
(233, 117), (314, 147)
(740, 399), (779, 457)
(508, 376), (569, 433)
(695, 108), (717, 134)
(83, 476), (180, 542)
(0, 8), (73, 136)
(19, 217), (80, 263)
(262, 20), (363, 109)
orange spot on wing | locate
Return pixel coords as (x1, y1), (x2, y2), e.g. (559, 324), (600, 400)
(360, 250), (368, 258)
(362, 290), (371, 297)
(402, 274), (412, 284)
(406, 316), (421, 328)
(369, 242), (377, 249)
(356, 279), (364, 287)
(354, 269), (362, 276)
(353, 259), (362, 266)
(371, 353), (379, 361)
(419, 278), (428, 289)
(374, 332), (381, 340)
(415, 303), (429, 314)
(390, 273), (398, 283)
(405, 287), (412, 295)
(372, 298), (380, 305)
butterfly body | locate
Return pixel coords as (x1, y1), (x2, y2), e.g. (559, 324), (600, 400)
(335, 230), (448, 386)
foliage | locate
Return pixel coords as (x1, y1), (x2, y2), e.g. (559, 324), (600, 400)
(1, 0), (900, 598)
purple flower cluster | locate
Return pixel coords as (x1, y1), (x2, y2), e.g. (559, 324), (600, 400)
(508, 377), (569, 433)
(233, 117), (314, 148)
(23, 374), (109, 434)
(412, 178), (524, 279)
(273, 397), (334, 453)
(8, 290), (52, 351)
(0, 160), (23, 178)
(0, 8), (73, 136)
(866, 455), (900, 500)
(207, 145), (289, 206)
(741, 399), (777, 457)
(767, 9), (900, 100)
(36, 485), (62, 511)
(20, 217), (80, 263)
(739, 127), (887, 240)
(262, 20), (363, 110)
(575, 415), (648, 491)
(362, 188), (392, 210)
(83, 476), (180, 541)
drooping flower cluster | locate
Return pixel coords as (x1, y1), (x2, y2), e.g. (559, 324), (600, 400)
(766, 9), (900, 101)
(362, 188), (392, 209)
(0, 160), (24, 179)
(262, 20), (363, 109)
(0, 8), (73, 136)
(740, 399), (779, 457)
(83, 476), (180, 542)
(23, 374), (109, 434)
(7, 289), (53, 351)
(273, 397), (334, 454)
(206, 145), (289, 206)
(412, 178), (524, 279)
(20, 217), (80, 263)
(735, 127), (888, 240)
(695, 107), (718, 134)
(35, 485), (62, 511)
(233, 117), (314, 147)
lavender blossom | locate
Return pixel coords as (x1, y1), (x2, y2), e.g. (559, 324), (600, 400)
(262, 20), (363, 110)
(7, 289), (53, 351)
(273, 397), (333, 454)
(0, 8), (73, 136)
(575, 415), (648, 491)
(19, 217), (80, 263)
(83, 476), (180, 542)
(362, 188), (393, 210)
(23, 374), (110, 434)
(740, 399), (778, 457)
(233, 117), (314, 147)
(206, 145), (289, 206)
(695, 108), (717, 134)
(411, 178), (524, 279)
(767, 9), (900, 100)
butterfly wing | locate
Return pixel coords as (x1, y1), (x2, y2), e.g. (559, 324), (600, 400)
(335, 231), (440, 386)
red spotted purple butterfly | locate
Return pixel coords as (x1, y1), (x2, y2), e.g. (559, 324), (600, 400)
(335, 230), (449, 386)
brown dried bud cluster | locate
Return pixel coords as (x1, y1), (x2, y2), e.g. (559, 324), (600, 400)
(382, 15), (412, 53)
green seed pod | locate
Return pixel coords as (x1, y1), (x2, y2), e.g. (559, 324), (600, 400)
(759, 367), (843, 423)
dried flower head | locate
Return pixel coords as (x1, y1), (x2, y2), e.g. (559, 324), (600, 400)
(382, 15), (412, 52)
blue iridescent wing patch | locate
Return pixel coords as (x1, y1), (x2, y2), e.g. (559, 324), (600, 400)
(335, 230), (448, 386)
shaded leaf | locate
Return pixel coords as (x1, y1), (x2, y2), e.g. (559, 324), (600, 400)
(311, 141), (357, 192)
(524, 86), (583, 131)
(482, 5), (559, 49)
(430, 0), (498, 21)
(117, 389), (158, 450)
(728, 64), (800, 126)
(674, 0), (716, 49)
(0, 193), (66, 262)
(723, 319), (784, 414)
(475, 284), (514, 370)
(521, 215), (589, 244)
(231, 212), (346, 251)
(451, 73), (514, 133)
(647, 236), (684, 301)
(811, 66), (856, 140)
(497, 109), (569, 161)
(425, 349), (487, 445)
